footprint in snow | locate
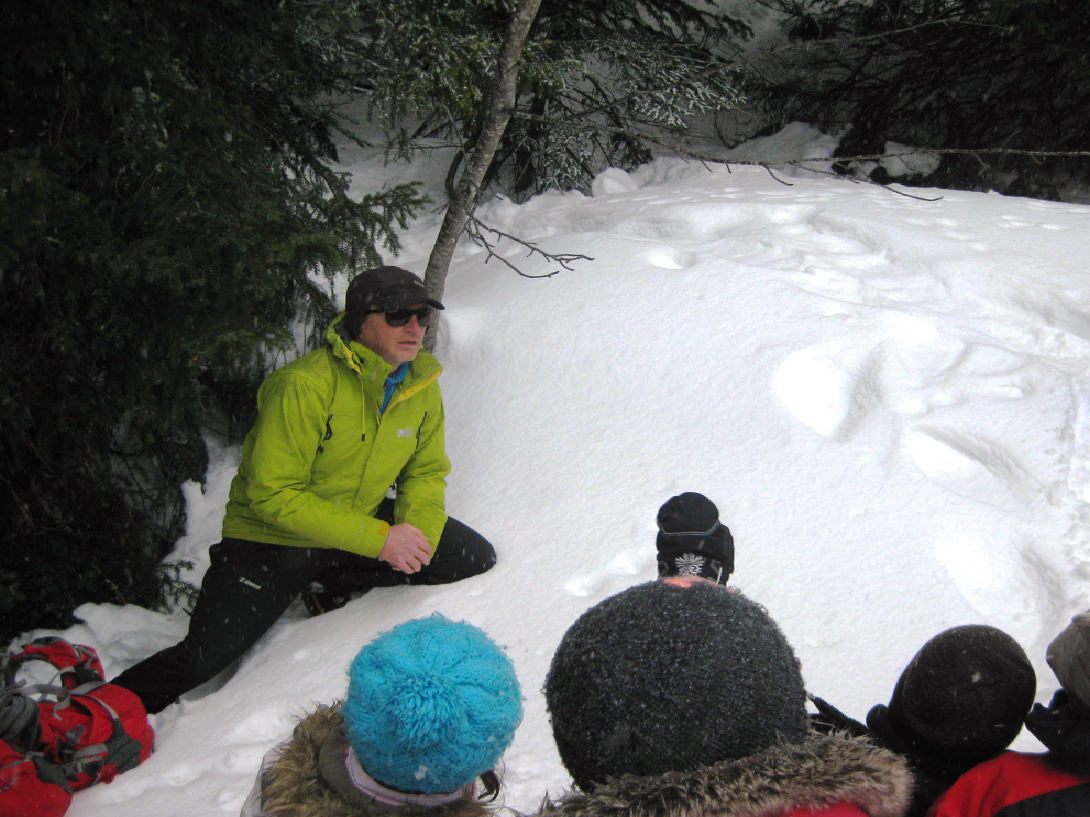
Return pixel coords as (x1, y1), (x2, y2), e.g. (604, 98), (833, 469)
(222, 745), (269, 772)
(905, 426), (1030, 505)
(772, 343), (881, 441)
(645, 245), (697, 270)
(788, 265), (866, 304)
(1068, 382), (1090, 504)
(999, 215), (1034, 228)
(932, 529), (1068, 643)
(563, 548), (650, 598)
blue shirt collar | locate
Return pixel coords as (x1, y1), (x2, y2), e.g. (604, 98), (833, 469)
(380, 363), (408, 414)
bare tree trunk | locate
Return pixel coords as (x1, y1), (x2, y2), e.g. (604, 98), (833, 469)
(423, 0), (543, 346)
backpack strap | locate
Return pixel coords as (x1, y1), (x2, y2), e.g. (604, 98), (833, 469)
(63, 743), (109, 782)
(9, 639), (104, 688)
(65, 644), (104, 686)
(68, 680), (107, 696)
(0, 684), (42, 750)
(0, 653), (13, 688)
(20, 683), (75, 714)
(80, 693), (145, 774)
(30, 752), (73, 791)
(44, 682), (145, 779)
(0, 685), (74, 797)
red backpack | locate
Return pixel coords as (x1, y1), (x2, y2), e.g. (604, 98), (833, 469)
(0, 636), (155, 814)
(0, 678), (72, 817)
(0, 740), (73, 817)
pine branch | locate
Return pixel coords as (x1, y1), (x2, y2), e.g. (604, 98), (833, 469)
(543, 57), (742, 127)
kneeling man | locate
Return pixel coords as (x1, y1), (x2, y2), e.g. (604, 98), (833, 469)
(115, 267), (495, 713)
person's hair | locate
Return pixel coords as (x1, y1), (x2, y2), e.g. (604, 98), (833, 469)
(344, 301), (370, 341)
(477, 770), (501, 802)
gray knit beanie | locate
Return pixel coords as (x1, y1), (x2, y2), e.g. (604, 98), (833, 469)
(543, 581), (808, 792)
(1047, 610), (1090, 713)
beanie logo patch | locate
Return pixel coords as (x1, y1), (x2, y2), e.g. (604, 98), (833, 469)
(675, 554), (706, 576)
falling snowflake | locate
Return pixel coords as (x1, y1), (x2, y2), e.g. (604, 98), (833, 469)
(675, 553), (705, 576)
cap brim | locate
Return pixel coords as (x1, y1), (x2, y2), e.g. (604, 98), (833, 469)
(371, 294), (445, 311)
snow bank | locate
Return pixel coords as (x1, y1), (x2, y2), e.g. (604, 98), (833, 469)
(24, 135), (1089, 817)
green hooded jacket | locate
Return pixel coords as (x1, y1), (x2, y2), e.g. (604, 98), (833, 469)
(221, 316), (449, 557)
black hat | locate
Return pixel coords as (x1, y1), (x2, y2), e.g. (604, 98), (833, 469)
(344, 266), (444, 336)
(867, 624), (1036, 764)
(656, 492), (734, 584)
(544, 581), (808, 792)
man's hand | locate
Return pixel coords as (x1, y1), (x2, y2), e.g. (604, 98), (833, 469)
(378, 523), (433, 573)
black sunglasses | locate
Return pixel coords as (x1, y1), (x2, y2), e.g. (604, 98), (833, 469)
(368, 306), (434, 327)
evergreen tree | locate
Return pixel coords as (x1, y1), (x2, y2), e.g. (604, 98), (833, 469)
(748, 0), (1090, 198)
(362, 0), (750, 199)
(0, 0), (425, 642)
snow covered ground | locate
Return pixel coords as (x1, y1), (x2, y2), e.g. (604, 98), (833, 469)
(15, 125), (1090, 816)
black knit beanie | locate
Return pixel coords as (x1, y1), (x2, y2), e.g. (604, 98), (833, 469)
(544, 581), (808, 792)
(656, 492), (734, 584)
(867, 624), (1036, 764)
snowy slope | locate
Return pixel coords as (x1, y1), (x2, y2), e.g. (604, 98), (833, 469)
(19, 127), (1090, 816)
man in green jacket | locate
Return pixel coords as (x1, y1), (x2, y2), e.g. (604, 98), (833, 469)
(114, 267), (496, 714)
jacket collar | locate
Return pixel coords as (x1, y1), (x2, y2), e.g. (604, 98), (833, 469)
(326, 315), (441, 390)
(258, 705), (490, 817)
(540, 735), (911, 817)
(320, 736), (475, 809)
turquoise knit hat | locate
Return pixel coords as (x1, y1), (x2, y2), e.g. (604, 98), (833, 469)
(341, 614), (523, 794)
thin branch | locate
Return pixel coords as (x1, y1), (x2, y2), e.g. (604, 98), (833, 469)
(467, 216), (592, 279)
(716, 147), (1090, 164)
(514, 112), (1090, 163)
(663, 143), (944, 200)
(764, 165), (793, 186)
(755, 18), (1010, 56)
(824, 167), (945, 202)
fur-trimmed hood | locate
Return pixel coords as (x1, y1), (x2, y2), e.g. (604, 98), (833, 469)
(253, 705), (494, 817)
(538, 735), (912, 817)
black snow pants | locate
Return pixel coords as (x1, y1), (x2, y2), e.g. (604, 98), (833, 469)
(112, 500), (495, 713)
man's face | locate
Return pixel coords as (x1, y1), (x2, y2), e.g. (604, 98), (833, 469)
(357, 303), (427, 367)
